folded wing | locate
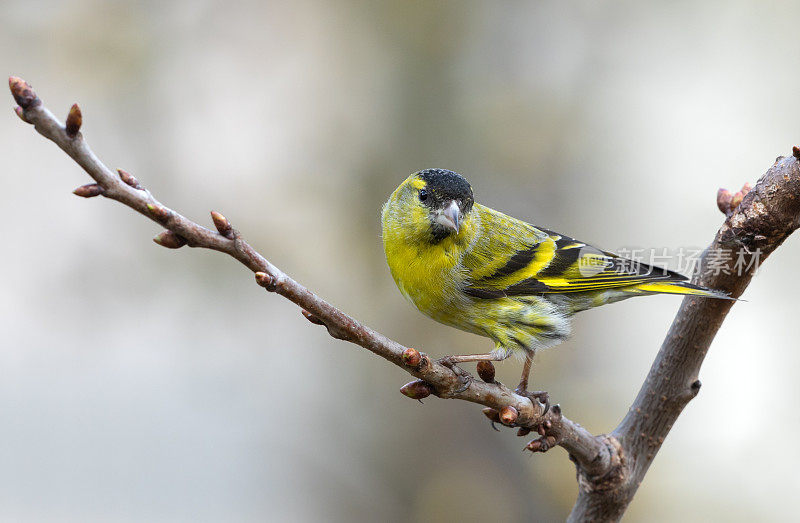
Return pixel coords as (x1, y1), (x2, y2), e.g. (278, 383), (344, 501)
(463, 209), (701, 299)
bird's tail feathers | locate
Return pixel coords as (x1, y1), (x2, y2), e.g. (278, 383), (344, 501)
(634, 281), (735, 300)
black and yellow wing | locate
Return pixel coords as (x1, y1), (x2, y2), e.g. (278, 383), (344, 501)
(463, 205), (720, 299)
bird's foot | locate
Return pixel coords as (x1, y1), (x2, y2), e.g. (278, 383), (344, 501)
(515, 387), (550, 415)
(437, 356), (473, 393)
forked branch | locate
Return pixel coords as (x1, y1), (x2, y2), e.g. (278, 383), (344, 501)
(11, 76), (800, 521)
(569, 150), (800, 520)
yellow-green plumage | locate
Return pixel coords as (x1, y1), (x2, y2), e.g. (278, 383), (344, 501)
(381, 169), (727, 362)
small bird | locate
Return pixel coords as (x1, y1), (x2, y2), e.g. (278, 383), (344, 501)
(381, 168), (728, 403)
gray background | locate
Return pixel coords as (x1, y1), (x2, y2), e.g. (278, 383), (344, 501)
(2, 1), (799, 521)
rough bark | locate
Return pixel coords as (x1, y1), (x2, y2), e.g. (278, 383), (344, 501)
(568, 155), (800, 521)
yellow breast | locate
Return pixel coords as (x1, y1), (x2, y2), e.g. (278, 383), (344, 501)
(382, 225), (462, 318)
(380, 174), (481, 329)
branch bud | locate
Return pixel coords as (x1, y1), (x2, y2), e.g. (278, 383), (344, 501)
(499, 406), (518, 425)
(740, 182), (752, 197)
(118, 168), (142, 189)
(400, 380), (432, 400)
(13, 106), (30, 123)
(525, 439), (543, 452)
(8, 76), (40, 109)
(72, 183), (104, 198)
(482, 407), (501, 423)
(730, 190), (744, 210)
(210, 211), (234, 238)
(538, 419), (553, 436)
(525, 435), (556, 453)
(301, 309), (325, 325)
(153, 230), (186, 249)
(255, 271), (277, 291)
(476, 360), (495, 382)
(65, 103), (82, 136)
(716, 188), (732, 215)
(146, 203), (169, 222)
(401, 347), (421, 367)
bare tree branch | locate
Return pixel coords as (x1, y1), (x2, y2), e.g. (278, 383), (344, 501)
(568, 154), (800, 520)
(8, 77), (614, 477)
(11, 76), (800, 521)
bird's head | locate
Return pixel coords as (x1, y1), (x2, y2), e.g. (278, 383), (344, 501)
(382, 168), (475, 244)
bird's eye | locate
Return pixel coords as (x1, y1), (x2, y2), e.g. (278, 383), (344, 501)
(419, 189), (428, 202)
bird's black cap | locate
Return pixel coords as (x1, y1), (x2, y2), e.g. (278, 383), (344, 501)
(418, 168), (474, 213)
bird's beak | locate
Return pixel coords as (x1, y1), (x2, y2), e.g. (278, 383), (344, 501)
(436, 200), (461, 234)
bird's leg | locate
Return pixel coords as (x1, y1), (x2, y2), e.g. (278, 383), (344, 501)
(437, 352), (506, 393)
(516, 351), (534, 392)
(515, 350), (550, 415)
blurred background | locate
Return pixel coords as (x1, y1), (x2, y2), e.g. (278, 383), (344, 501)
(2, 1), (799, 521)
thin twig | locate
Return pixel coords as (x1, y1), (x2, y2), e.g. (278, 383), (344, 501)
(8, 77), (614, 477)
